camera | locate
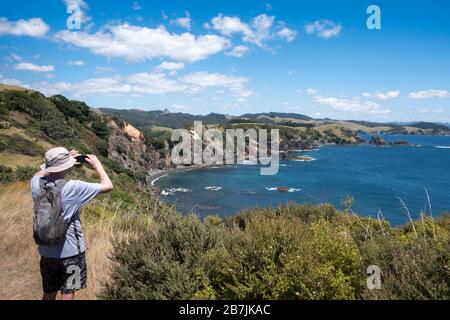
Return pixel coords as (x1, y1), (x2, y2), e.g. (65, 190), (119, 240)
(75, 155), (87, 166)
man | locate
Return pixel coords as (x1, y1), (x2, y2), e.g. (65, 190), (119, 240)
(31, 147), (113, 300)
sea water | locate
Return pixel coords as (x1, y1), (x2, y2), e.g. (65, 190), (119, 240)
(156, 135), (450, 225)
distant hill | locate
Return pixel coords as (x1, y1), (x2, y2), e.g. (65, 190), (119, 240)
(407, 122), (450, 131)
(349, 120), (402, 129)
(100, 108), (232, 129)
(240, 112), (313, 122)
(100, 107), (450, 136)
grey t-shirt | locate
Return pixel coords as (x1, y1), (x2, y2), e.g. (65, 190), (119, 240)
(31, 175), (101, 258)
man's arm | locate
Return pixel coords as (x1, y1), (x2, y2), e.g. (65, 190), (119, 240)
(34, 169), (49, 177)
(85, 155), (113, 193)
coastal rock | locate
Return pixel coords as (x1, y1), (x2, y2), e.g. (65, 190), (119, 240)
(284, 153), (315, 162)
(369, 135), (386, 146)
(388, 140), (412, 147)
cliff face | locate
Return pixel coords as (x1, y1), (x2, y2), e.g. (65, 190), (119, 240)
(107, 120), (171, 170)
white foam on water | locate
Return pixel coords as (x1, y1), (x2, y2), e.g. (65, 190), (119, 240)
(436, 146), (450, 149)
(265, 187), (302, 192)
(205, 186), (223, 191)
(291, 157), (316, 162)
(161, 187), (192, 196)
(161, 190), (171, 196)
(168, 187), (192, 193)
(151, 174), (168, 186)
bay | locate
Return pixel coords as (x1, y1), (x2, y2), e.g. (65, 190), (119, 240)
(155, 135), (450, 225)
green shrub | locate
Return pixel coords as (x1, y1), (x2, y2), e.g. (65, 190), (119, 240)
(101, 203), (450, 300)
(15, 166), (36, 181)
(100, 210), (221, 300)
(0, 164), (14, 183)
(97, 139), (109, 157)
(91, 117), (110, 139)
(50, 95), (90, 122)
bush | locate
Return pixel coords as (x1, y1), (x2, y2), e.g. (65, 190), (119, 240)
(40, 119), (73, 142)
(0, 164), (14, 183)
(101, 210), (220, 299)
(97, 139), (109, 157)
(15, 166), (36, 181)
(50, 95), (90, 122)
(91, 117), (110, 139)
(101, 203), (450, 300)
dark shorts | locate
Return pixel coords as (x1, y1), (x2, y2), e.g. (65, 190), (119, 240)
(40, 252), (87, 294)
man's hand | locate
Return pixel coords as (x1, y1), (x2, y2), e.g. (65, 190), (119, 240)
(69, 149), (81, 158)
(85, 154), (102, 171)
(85, 155), (113, 193)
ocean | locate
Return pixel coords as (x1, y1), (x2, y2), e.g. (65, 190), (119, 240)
(155, 135), (450, 225)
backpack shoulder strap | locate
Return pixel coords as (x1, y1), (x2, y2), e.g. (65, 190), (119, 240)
(54, 179), (69, 193)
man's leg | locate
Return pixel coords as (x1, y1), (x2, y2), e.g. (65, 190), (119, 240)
(42, 292), (57, 300)
(61, 293), (75, 300)
(40, 256), (61, 300)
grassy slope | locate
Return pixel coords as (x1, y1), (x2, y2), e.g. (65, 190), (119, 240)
(0, 182), (113, 300)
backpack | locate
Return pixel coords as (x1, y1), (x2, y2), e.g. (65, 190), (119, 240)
(33, 179), (70, 246)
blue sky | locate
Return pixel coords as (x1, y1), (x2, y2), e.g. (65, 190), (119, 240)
(1, 0), (449, 121)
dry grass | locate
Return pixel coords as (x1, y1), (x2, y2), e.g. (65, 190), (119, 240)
(0, 182), (113, 300)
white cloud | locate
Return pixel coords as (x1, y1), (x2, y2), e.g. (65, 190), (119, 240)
(34, 77), (131, 97)
(156, 61), (185, 72)
(306, 88), (318, 95)
(68, 60), (85, 66)
(210, 13), (295, 47)
(127, 72), (187, 94)
(244, 14), (275, 47)
(15, 62), (54, 72)
(305, 19), (342, 39)
(132, 1), (141, 11)
(210, 14), (249, 36)
(181, 71), (253, 97)
(363, 90), (400, 100)
(408, 89), (449, 99)
(171, 12), (191, 31)
(314, 95), (391, 114)
(226, 45), (249, 58)
(277, 26), (297, 42)
(0, 17), (49, 37)
(0, 74), (25, 87)
(31, 71), (253, 98)
(55, 24), (230, 62)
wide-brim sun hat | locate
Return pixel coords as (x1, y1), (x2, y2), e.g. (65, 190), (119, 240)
(40, 147), (77, 173)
